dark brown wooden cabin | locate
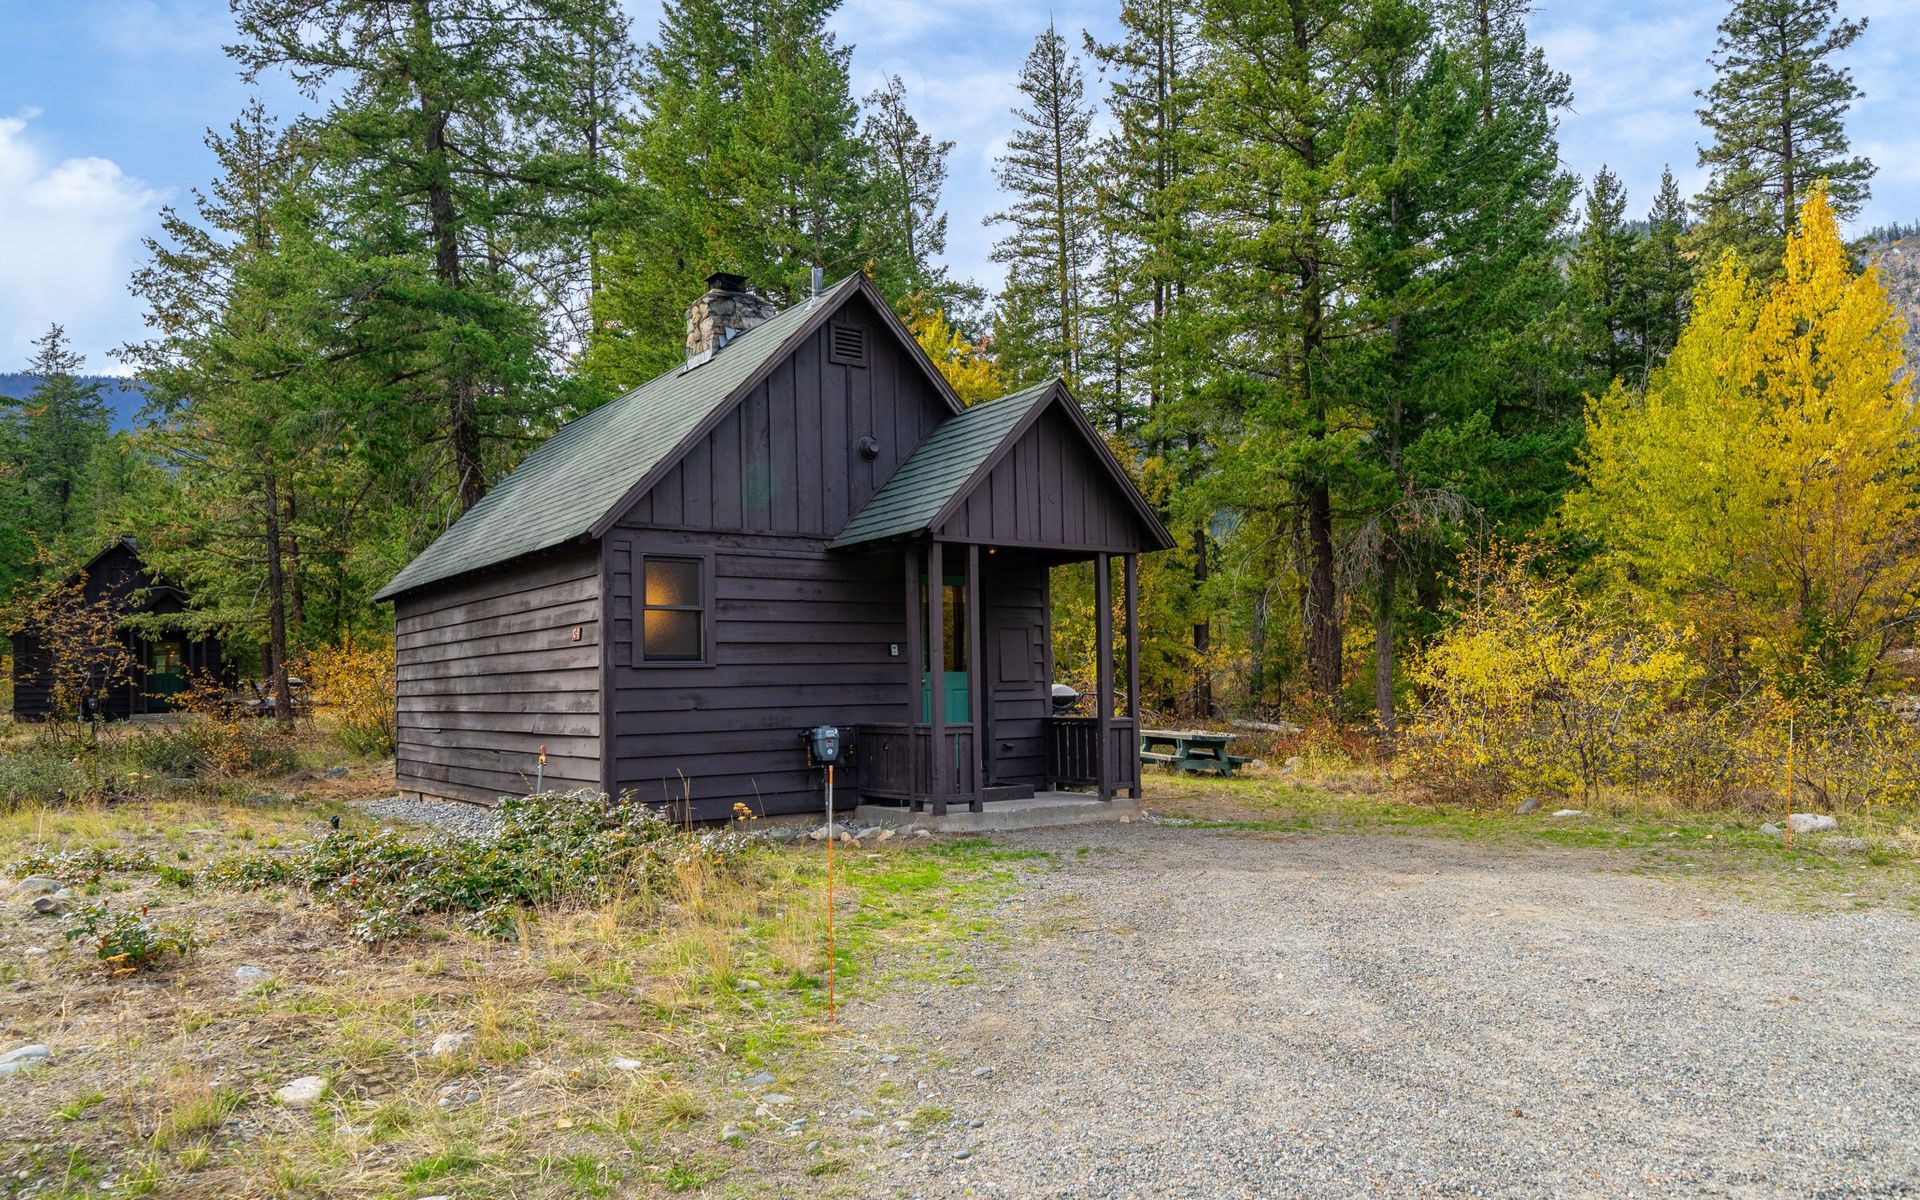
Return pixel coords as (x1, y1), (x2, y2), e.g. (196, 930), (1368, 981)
(10, 538), (228, 721)
(376, 273), (1174, 819)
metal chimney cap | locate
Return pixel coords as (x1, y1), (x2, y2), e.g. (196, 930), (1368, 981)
(705, 270), (749, 293)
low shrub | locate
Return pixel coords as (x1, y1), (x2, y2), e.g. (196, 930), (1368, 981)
(211, 790), (751, 943)
(63, 902), (201, 972)
(13, 844), (158, 882)
(0, 751), (96, 812)
(305, 641), (396, 758)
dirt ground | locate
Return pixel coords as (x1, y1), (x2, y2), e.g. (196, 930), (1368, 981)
(840, 819), (1920, 1199)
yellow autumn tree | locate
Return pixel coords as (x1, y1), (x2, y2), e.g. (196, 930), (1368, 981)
(905, 297), (1007, 406)
(1568, 186), (1920, 690)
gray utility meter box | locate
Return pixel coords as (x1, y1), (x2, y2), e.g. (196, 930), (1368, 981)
(805, 725), (841, 765)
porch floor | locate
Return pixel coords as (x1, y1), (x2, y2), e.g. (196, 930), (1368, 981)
(852, 791), (1141, 834)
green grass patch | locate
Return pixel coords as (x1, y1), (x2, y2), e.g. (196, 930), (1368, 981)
(1150, 775), (1920, 910)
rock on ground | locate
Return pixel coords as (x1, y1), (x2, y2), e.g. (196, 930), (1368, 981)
(0, 1044), (51, 1077)
(1789, 813), (1839, 835)
(275, 1076), (327, 1108)
(429, 1032), (473, 1057)
(848, 822), (1920, 1198)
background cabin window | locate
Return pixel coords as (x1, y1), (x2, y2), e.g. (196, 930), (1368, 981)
(640, 555), (705, 663)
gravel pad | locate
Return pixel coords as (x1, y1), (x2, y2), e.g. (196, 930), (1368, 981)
(852, 825), (1920, 1198)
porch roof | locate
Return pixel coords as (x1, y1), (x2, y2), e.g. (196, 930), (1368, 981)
(829, 381), (1054, 549)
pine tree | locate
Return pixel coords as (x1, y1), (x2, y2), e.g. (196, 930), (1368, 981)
(987, 22), (1098, 388)
(6, 325), (110, 550)
(1343, 0), (1578, 730)
(863, 75), (955, 296)
(1630, 166), (1692, 381)
(1570, 166), (1640, 389)
(1083, 0), (1211, 711)
(230, 0), (627, 516)
(589, 0), (890, 386)
(1691, 0), (1874, 278)
(122, 102), (372, 719)
(1196, 0), (1362, 705)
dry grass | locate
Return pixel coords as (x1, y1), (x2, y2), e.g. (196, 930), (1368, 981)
(0, 781), (1020, 1198)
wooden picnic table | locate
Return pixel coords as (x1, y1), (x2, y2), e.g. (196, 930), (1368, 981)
(1139, 728), (1250, 778)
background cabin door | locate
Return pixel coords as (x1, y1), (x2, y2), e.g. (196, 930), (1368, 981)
(920, 574), (969, 724)
(145, 639), (187, 711)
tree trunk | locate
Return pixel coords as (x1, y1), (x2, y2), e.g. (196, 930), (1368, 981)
(1375, 543), (1398, 737)
(1307, 482), (1340, 701)
(1249, 586), (1268, 708)
(1190, 510), (1205, 710)
(413, 0), (485, 513)
(262, 469), (294, 732)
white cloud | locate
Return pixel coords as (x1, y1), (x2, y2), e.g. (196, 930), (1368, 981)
(0, 112), (165, 371)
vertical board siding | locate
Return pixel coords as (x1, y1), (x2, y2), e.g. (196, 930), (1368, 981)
(937, 406), (1153, 553)
(394, 545), (602, 806)
(619, 296), (952, 542)
(606, 529), (908, 819)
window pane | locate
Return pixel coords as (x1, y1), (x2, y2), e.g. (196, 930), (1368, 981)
(643, 609), (702, 661)
(644, 557), (700, 607)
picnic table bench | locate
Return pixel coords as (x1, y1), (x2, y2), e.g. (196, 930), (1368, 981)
(1139, 729), (1251, 778)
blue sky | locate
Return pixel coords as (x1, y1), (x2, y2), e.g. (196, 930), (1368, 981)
(3, 0), (1916, 372)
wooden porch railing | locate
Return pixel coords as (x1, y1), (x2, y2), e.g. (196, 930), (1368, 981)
(1045, 716), (1137, 795)
(856, 723), (977, 809)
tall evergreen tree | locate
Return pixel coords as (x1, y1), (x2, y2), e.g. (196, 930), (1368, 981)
(230, 0), (627, 517)
(588, 0), (897, 386)
(863, 75), (955, 296)
(122, 102), (373, 718)
(987, 22), (1098, 388)
(1195, 0), (1362, 704)
(1631, 165), (1692, 381)
(1343, 0), (1577, 730)
(1086, 0), (1212, 711)
(1570, 166), (1639, 389)
(1691, 0), (1874, 277)
(5, 325), (111, 551)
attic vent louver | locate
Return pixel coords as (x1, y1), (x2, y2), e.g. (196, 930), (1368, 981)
(828, 323), (867, 367)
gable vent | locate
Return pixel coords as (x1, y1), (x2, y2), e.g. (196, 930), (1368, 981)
(829, 323), (868, 367)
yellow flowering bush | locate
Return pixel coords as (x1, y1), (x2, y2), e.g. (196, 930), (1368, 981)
(307, 640), (396, 757)
(1404, 543), (1700, 803)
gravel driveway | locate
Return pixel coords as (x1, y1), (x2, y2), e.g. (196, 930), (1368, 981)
(847, 824), (1920, 1198)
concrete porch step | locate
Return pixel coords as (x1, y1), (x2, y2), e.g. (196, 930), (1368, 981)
(852, 791), (1141, 834)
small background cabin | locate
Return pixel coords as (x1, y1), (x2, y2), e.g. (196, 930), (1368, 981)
(377, 273), (1173, 819)
(9, 538), (228, 721)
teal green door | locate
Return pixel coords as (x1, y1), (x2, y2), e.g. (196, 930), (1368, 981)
(921, 672), (970, 724)
(920, 574), (971, 723)
(146, 640), (187, 711)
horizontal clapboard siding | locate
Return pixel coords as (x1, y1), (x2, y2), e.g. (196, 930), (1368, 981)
(394, 545), (602, 805)
(607, 528), (908, 819)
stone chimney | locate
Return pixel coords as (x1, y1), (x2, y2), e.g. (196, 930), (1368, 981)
(684, 271), (776, 365)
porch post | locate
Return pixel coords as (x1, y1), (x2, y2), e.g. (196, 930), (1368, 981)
(967, 542), (986, 813)
(1095, 551), (1113, 802)
(1125, 553), (1141, 799)
(927, 540), (947, 816)
(904, 545), (922, 811)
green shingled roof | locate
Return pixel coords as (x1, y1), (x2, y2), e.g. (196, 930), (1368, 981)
(375, 275), (862, 601)
(829, 379), (1057, 549)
